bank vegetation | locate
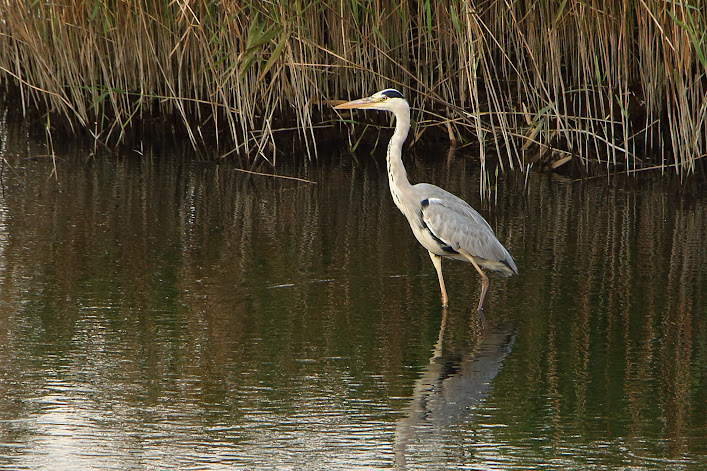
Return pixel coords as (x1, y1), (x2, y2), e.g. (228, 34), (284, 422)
(1, 1), (705, 182)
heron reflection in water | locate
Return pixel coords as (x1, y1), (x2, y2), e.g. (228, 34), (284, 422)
(393, 309), (517, 468)
(335, 89), (517, 313)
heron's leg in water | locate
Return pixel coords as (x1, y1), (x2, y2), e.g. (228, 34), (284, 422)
(459, 250), (490, 313)
(428, 251), (448, 307)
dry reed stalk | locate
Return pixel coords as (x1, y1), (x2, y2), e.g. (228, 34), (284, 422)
(0, 0), (704, 184)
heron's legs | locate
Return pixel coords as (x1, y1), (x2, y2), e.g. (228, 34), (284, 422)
(459, 250), (490, 313)
(428, 251), (448, 307)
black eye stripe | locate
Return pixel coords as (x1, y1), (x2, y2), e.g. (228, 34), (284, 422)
(381, 89), (405, 99)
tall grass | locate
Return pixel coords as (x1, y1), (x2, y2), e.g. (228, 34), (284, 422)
(0, 1), (705, 183)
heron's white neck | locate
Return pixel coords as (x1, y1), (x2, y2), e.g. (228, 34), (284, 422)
(387, 105), (414, 216)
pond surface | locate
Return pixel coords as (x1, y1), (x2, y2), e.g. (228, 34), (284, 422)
(0, 119), (706, 470)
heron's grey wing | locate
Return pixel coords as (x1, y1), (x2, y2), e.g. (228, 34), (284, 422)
(418, 188), (518, 274)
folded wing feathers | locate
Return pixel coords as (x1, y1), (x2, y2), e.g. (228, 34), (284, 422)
(419, 190), (517, 274)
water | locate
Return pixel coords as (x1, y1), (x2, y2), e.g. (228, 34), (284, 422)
(0, 120), (705, 470)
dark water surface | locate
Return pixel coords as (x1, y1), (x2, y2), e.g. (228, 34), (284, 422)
(0, 124), (705, 470)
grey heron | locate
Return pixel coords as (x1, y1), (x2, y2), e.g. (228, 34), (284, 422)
(334, 89), (517, 312)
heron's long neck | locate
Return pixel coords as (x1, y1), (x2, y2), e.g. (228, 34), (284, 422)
(387, 109), (414, 214)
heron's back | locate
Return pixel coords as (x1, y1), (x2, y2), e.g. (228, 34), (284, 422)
(411, 183), (518, 276)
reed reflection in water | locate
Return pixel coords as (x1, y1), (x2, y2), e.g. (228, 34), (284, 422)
(0, 129), (705, 469)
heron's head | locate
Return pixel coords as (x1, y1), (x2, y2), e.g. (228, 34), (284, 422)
(334, 89), (409, 115)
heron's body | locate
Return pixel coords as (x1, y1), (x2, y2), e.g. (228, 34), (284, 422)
(335, 89), (517, 311)
(404, 184), (517, 274)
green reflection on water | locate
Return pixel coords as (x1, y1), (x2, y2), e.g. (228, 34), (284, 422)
(0, 133), (705, 469)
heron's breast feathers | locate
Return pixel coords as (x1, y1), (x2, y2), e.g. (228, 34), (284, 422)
(418, 198), (459, 254)
(415, 197), (461, 255)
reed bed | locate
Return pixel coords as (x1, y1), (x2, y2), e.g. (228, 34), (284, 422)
(0, 1), (705, 183)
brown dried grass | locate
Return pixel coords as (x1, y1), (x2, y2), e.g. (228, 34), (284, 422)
(0, 1), (705, 184)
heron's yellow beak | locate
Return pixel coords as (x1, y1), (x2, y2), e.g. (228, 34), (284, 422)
(333, 97), (377, 110)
